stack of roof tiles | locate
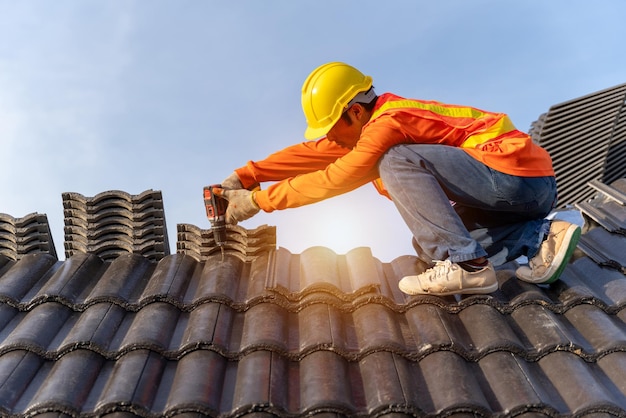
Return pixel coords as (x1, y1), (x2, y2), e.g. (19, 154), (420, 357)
(63, 190), (171, 262)
(1, 84), (626, 416)
(530, 82), (626, 206)
(0, 212), (57, 261)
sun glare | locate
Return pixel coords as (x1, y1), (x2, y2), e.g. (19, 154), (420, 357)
(257, 186), (414, 261)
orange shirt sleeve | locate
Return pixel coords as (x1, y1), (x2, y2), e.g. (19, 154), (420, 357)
(235, 138), (348, 189)
(254, 119), (409, 212)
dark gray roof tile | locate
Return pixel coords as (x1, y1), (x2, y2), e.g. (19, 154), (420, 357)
(87, 254), (154, 305)
(139, 253), (196, 303)
(35, 253), (103, 306)
(597, 352), (626, 399)
(191, 255), (251, 305)
(268, 247), (387, 296)
(0, 304), (17, 334)
(0, 253), (58, 306)
(298, 303), (348, 354)
(404, 304), (459, 357)
(119, 302), (180, 353)
(561, 256), (626, 309)
(564, 304), (626, 354)
(581, 227), (626, 267)
(0, 351), (43, 413)
(59, 303), (125, 355)
(164, 349), (227, 414)
(297, 350), (359, 413)
(94, 350), (162, 413)
(182, 302), (234, 354)
(477, 352), (546, 414)
(419, 351), (491, 413)
(359, 352), (412, 413)
(239, 303), (289, 355)
(537, 351), (622, 414)
(27, 349), (104, 414)
(511, 305), (581, 355)
(458, 304), (525, 355)
(353, 303), (406, 353)
(501, 276), (556, 307)
(1, 303), (71, 356)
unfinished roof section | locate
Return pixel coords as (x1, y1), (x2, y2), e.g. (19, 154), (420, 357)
(0, 213), (57, 261)
(530, 83), (626, 206)
(576, 178), (626, 274)
(62, 190), (170, 262)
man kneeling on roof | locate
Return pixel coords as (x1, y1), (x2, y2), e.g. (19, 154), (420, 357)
(210, 62), (581, 296)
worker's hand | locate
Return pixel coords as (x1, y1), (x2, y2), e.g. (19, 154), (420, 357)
(221, 172), (243, 190)
(214, 187), (260, 224)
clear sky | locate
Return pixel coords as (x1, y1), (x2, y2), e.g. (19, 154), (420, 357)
(1, 1), (625, 262)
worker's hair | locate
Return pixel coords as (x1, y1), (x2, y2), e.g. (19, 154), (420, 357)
(341, 89), (378, 124)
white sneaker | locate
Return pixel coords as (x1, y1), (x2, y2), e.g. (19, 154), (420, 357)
(515, 220), (581, 284)
(399, 260), (498, 296)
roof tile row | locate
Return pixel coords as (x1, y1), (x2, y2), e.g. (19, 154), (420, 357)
(0, 203), (626, 416)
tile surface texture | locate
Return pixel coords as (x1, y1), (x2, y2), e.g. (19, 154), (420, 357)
(2, 85), (626, 416)
(1, 183), (626, 416)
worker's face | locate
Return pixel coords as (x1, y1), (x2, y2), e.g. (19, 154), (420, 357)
(326, 105), (365, 149)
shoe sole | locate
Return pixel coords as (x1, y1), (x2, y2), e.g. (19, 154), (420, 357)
(399, 279), (498, 296)
(518, 224), (582, 284)
(542, 224), (581, 284)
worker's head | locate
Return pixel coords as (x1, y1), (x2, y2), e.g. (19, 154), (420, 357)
(301, 62), (376, 141)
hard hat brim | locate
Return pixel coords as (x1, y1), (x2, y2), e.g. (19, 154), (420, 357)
(304, 124), (332, 141)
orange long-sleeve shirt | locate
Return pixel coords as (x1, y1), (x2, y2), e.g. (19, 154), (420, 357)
(235, 93), (554, 212)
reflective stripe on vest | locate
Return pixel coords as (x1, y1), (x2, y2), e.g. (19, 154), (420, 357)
(370, 99), (517, 148)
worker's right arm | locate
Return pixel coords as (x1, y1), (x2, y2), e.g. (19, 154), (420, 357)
(234, 138), (349, 189)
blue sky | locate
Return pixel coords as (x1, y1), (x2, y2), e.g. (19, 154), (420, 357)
(1, 1), (625, 262)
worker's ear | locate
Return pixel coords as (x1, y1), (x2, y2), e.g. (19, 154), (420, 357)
(349, 103), (365, 121)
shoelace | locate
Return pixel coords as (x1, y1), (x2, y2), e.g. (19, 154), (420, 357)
(423, 260), (458, 282)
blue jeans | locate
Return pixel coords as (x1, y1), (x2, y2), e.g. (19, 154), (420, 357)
(378, 144), (557, 265)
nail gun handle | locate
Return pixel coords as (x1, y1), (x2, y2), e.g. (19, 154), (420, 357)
(204, 185), (228, 220)
(204, 185), (229, 247)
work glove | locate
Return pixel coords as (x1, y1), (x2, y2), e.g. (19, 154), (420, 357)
(220, 172), (243, 190)
(213, 187), (260, 224)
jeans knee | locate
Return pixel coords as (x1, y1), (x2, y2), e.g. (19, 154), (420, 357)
(378, 145), (405, 179)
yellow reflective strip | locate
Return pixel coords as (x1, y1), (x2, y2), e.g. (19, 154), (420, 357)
(371, 99), (517, 147)
(461, 115), (516, 148)
(371, 99), (487, 121)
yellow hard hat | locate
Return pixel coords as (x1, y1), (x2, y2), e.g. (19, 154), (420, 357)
(301, 62), (373, 140)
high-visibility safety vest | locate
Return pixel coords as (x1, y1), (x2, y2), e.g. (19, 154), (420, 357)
(371, 98), (518, 149)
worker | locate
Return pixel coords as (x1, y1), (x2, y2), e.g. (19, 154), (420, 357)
(212, 62), (581, 296)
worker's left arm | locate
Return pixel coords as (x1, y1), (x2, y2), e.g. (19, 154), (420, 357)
(234, 138), (349, 190)
(254, 122), (406, 212)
